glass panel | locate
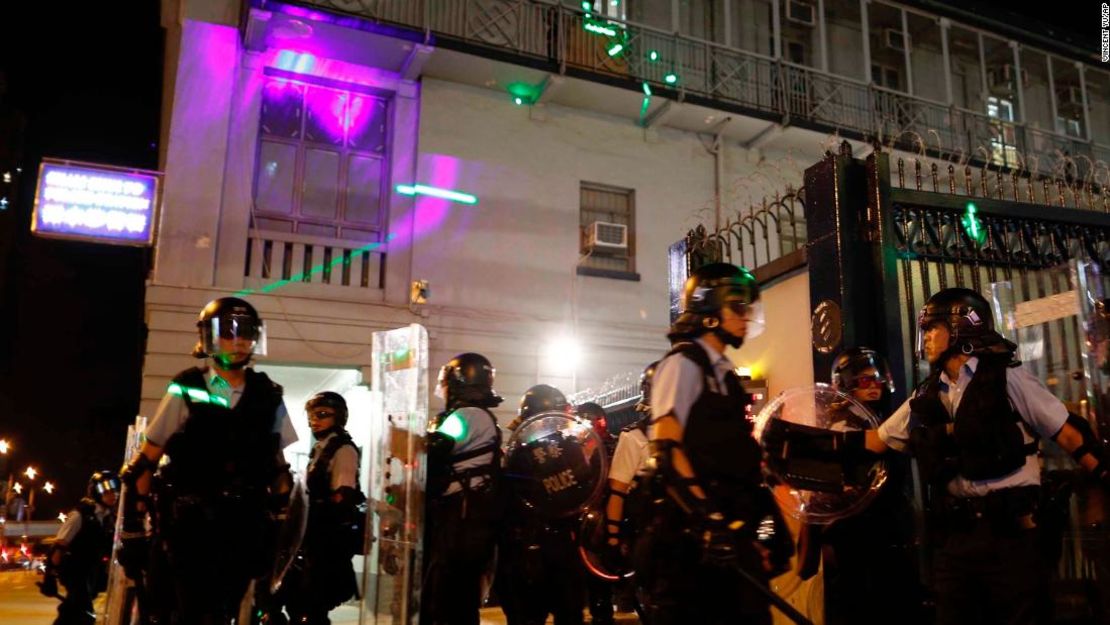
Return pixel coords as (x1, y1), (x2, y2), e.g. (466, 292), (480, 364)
(867, 1), (905, 93)
(907, 12), (943, 99)
(346, 154), (383, 225)
(260, 79), (304, 139)
(825, 0), (864, 80)
(732, 0), (774, 56)
(304, 86), (348, 146)
(678, 0), (727, 44)
(1052, 57), (1087, 138)
(302, 148), (339, 220)
(348, 94), (389, 153)
(1021, 49), (1053, 130)
(780, 0), (819, 68)
(255, 141), (296, 215)
(628, 0), (671, 30)
(1087, 68), (1110, 144)
(948, 26), (983, 110)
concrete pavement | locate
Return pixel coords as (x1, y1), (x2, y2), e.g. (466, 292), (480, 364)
(0, 570), (639, 624)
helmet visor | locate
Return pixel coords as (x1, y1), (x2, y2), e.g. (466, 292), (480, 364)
(725, 299), (765, 340)
(92, 476), (121, 497)
(833, 351), (895, 393)
(202, 315), (267, 357)
(434, 366), (449, 400)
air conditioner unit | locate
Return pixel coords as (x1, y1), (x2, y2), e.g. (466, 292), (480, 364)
(586, 221), (628, 252)
(786, 0), (816, 26)
(884, 28), (905, 52)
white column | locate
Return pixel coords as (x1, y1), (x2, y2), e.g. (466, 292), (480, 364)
(860, 0), (872, 82)
(817, 0), (829, 72)
(1011, 41), (1024, 122)
(940, 18), (953, 104)
(1079, 62), (1094, 140)
(901, 7), (912, 95)
(772, 0), (782, 59)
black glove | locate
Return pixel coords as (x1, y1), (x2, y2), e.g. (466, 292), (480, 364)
(37, 572), (60, 598)
(699, 513), (742, 566)
(118, 535), (149, 582)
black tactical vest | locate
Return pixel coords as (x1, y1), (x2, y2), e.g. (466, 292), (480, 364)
(306, 429), (360, 502)
(667, 342), (764, 520)
(910, 357), (1035, 483)
(161, 367), (284, 497)
(64, 498), (113, 577)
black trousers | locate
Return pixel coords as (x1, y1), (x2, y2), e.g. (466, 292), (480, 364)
(158, 497), (271, 625)
(55, 570), (96, 625)
(585, 569), (614, 625)
(933, 519), (1050, 625)
(496, 517), (584, 625)
(634, 509), (770, 625)
(422, 493), (498, 625)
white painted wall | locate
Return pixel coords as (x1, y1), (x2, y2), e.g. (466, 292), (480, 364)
(144, 9), (813, 430)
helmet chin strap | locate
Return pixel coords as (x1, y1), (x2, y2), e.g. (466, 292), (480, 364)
(713, 326), (744, 349)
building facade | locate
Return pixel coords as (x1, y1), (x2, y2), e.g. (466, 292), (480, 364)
(144, 0), (1109, 460)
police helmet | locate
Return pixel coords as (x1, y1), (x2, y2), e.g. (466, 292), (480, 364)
(830, 347), (895, 394)
(306, 391), (349, 427)
(437, 353), (502, 408)
(519, 384), (569, 421)
(917, 288), (1011, 361)
(634, 360), (660, 418)
(88, 470), (121, 505)
(576, 402), (611, 441)
(195, 297), (267, 364)
(669, 263), (760, 347)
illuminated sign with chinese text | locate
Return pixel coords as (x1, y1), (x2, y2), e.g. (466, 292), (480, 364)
(31, 160), (160, 246)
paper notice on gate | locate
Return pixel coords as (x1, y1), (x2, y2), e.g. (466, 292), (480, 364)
(1015, 290), (1078, 328)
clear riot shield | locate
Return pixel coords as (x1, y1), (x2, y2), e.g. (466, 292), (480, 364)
(1074, 259), (1110, 437)
(359, 324), (430, 625)
(101, 416), (146, 625)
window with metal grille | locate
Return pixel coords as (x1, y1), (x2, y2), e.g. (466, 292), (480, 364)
(580, 182), (635, 275)
(252, 73), (390, 242)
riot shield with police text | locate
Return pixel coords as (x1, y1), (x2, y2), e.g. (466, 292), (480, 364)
(504, 411), (608, 520)
(755, 386), (886, 525)
(359, 324), (430, 625)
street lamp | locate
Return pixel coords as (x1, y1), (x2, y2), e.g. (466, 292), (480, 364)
(0, 439), (9, 455)
(24, 466), (37, 481)
(43, 482), (54, 495)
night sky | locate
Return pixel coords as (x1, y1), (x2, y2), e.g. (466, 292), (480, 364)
(0, 2), (162, 518)
(0, 2), (1094, 518)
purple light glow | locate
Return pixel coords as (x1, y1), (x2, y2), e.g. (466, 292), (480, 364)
(32, 161), (159, 246)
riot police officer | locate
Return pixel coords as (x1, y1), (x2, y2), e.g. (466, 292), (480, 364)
(40, 470), (120, 625)
(121, 297), (298, 625)
(278, 391), (362, 624)
(865, 288), (1110, 625)
(497, 383), (587, 625)
(422, 353), (504, 625)
(575, 401), (616, 625)
(638, 263), (790, 625)
(818, 347), (919, 625)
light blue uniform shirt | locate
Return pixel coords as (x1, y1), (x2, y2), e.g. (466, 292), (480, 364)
(650, 338), (739, 428)
(878, 357), (1068, 497)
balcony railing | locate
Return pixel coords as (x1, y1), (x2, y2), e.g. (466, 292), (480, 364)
(244, 229), (386, 293)
(275, 0), (1110, 182)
